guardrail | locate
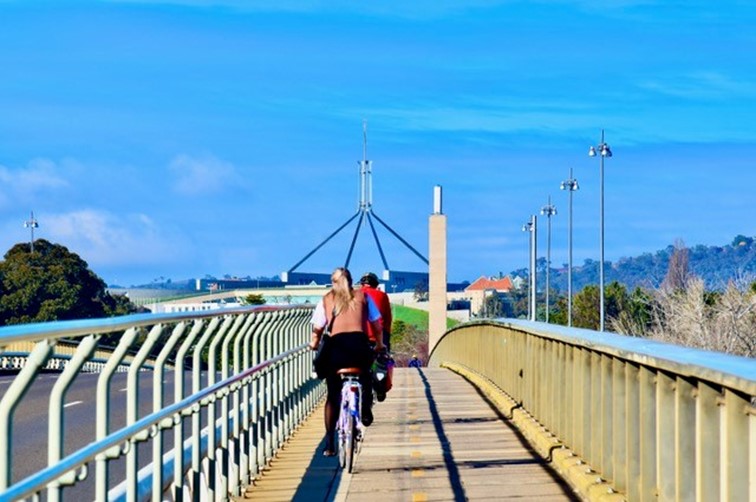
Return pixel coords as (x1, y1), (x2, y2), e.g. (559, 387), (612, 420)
(429, 319), (756, 502)
(0, 305), (323, 501)
(1, 338), (157, 373)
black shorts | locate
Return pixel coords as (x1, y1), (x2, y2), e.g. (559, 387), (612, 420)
(324, 331), (374, 404)
(326, 331), (373, 373)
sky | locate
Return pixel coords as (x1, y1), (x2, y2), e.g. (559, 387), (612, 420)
(0, 1), (755, 287)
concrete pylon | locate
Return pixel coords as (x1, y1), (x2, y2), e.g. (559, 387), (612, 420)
(428, 185), (447, 354)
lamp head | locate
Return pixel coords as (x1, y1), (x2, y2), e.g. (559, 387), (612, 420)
(601, 144), (612, 157)
(588, 146), (597, 157)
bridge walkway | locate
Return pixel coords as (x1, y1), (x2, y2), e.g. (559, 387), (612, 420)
(238, 367), (579, 501)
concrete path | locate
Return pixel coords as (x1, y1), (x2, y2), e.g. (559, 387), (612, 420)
(237, 367), (579, 501)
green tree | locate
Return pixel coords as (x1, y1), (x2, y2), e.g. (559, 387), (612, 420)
(242, 293), (266, 305)
(480, 294), (504, 318)
(506, 287), (529, 319)
(413, 281), (429, 301)
(550, 296), (568, 326)
(573, 284), (599, 329)
(0, 239), (138, 326)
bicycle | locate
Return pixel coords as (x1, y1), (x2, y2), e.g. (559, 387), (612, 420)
(335, 367), (365, 473)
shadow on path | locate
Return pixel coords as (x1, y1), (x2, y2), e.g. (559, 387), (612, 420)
(463, 374), (581, 501)
(417, 368), (467, 502)
(287, 435), (345, 502)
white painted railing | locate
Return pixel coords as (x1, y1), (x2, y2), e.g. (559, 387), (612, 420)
(0, 305), (323, 501)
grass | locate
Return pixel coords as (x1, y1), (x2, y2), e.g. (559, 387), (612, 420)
(392, 304), (460, 331)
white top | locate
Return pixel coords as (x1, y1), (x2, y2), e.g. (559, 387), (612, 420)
(311, 295), (381, 329)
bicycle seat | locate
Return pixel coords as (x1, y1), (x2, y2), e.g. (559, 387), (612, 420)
(336, 367), (362, 376)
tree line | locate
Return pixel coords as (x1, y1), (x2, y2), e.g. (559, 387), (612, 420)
(484, 239), (756, 357)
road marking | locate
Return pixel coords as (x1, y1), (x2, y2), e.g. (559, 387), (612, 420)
(409, 424), (420, 431)
(120, 388), (128, 392)
(411, 469), (424, 478)
(410, 436), (420, 443)
(64, 401), (83, 408)
(411, 451), (422, 458)
(412, 493), (428, 501)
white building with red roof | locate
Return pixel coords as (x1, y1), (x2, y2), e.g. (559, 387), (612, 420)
(463, 275), (514, 314)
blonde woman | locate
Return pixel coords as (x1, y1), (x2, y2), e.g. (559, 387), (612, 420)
(310, 267), (384, 456)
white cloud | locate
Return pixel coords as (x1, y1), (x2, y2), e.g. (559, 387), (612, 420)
(638, 72), (756, 100)
(168, 154), (238, 196)
(0, 158), (69, 207)
(42, 209), (187, 267)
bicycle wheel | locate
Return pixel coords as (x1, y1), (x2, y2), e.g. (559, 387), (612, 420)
(344, 411), (355, 473)
(338, 412), (347, 468)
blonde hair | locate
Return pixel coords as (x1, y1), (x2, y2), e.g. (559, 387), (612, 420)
(330, 267), (356, 314)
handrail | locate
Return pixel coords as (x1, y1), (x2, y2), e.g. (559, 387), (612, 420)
(429, 318), (756, 501)
(0, 305), (323, 501)
(2, 344), (307, 501)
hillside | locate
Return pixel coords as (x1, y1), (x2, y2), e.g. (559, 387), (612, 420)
(512, 235), (756, 292)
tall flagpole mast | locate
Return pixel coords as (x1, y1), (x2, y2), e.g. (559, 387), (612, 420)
(359, 119), (372, 211)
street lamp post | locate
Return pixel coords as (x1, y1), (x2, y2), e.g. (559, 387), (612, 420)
(589, 130), (612, 331)
(23, 211), (39, 253)
(560, 169), (579, 326)
(521, 215), (537, 321)
(521, 219), (533, 320)
(540, 197), (557, 323)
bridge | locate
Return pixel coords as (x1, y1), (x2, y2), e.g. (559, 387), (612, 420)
(0, 306), (754, 501)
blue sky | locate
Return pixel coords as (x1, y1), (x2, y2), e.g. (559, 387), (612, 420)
(1, 1), (754, 287)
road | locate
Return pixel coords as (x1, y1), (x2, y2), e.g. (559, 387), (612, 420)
(1, 369), (214, 500)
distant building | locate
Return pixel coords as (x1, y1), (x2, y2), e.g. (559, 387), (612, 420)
(195, 277), (283, 291)
(281, 269), (433, 294)
(511, 276), (526, 290)
(383, 270), (429, 294)
(464, 275), (514, 314)
(280, 272), (333, 286)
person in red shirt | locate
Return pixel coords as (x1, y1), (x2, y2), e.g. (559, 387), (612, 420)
(360, 272), (392, 351)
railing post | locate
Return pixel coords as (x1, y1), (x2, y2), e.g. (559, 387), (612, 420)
(218, 313), (247, 498)
(0, 340), (53, 491)
(190, 317), (221, 501)
(721, 389), (750, 500)
(127, 324), (165, 502)
(47, 334), (99, 502)
(638, 365), (657, 501)
(152, 322), (189, 502)
(172, 320), (204, 502)
(249, 313), (273, 477)
(624, 362), (641, 502)
(695, 382), (720, 501)
(675, 376), (695, 500)
(96, 328), (138, 502)
(264, 312), (278, 462)
(656, 371), (675, 500)
(240, 313), (263, 488)
(230, 313), (255, 496)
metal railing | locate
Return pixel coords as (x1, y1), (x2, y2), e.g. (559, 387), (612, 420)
(0, 305), (323, 501)
(429, 319), (756, 501)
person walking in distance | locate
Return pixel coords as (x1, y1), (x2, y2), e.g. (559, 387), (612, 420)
(309, 267), (384, 456)
(360, 272), (392, 352)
